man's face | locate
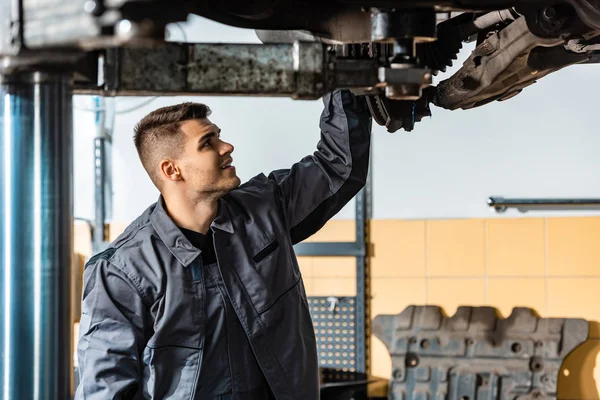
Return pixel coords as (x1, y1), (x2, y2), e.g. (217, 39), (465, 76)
(174, 118), (240, 197)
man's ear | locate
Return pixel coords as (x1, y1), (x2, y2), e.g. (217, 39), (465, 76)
(159, 159), (182, 182)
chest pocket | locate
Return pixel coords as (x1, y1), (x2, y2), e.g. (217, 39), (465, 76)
(253, 239), (280, 263)
(247, 236), (300, 314)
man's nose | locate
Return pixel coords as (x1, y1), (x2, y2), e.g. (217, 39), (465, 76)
(219, 140), (234, 155)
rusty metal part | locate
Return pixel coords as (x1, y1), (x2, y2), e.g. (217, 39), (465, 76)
(434, 16), (565, 110)
(103, 43), (187, 94)
(91, 42), (329, 99)
(75, 41), (436, 101)
(373, 305), (589, 400)
(187, 41), (326, 99)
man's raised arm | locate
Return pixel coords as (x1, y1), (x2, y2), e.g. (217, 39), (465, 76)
(268, 89), (372, 244)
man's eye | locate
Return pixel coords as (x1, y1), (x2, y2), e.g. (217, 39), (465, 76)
(202, 141), (211, 148)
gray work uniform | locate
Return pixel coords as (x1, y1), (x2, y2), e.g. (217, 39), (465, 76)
(75, 89), (372, 400)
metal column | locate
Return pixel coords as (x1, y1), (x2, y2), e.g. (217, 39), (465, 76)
(0, 71), (74, 399)
(92, 96), (112, 253)
(354, 183), (371, 374)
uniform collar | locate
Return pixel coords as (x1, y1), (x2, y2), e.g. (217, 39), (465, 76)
(150, 195), (233, 267)
(211, 197), (234, 234)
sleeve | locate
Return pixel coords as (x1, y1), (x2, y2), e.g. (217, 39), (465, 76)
(268, 89), (372, 244)
(75, 257), (149, 400)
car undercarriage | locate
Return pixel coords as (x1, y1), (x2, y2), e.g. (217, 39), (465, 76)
(4, 0), (600, 131)
(1, 0), (599, 398)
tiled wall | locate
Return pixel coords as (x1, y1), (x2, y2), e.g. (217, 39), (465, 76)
(300, 217), (600, 399)
(74, 216), (600, 398)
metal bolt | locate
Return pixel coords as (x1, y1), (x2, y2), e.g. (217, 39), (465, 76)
(531, 358), (544, 372)
(543, 7), (557, 20)
(405, 353), (419, 368)
(511, 342), (522, 353)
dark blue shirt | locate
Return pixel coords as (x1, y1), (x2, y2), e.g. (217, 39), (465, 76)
(180, 227), (273, 399)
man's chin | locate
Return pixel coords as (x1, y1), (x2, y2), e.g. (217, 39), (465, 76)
(224, 176), (241, 193)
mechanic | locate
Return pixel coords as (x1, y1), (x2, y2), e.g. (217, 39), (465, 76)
(75, 89), (372, 400)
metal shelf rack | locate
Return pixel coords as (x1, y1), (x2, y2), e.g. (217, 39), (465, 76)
(294, 179), (372, 375)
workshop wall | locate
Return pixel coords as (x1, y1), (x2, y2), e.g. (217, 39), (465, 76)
(294, 216), (600, 399)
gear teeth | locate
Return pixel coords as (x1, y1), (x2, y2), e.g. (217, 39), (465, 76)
(417, 21), (463, 75)
(366, 95), (388, 127)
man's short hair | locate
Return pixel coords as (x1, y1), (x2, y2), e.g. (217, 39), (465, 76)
(133, 102), (211, 189)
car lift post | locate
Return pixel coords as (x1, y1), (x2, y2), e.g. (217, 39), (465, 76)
(0, 70), (74, 399)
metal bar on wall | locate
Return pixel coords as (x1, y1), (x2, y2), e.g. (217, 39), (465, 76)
(488, 196), (600, 212)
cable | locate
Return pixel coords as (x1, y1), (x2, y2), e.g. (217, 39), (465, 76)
(74, 97), (158, 114)
(115, 97), (158, 114)
(74, 217), (95, 238)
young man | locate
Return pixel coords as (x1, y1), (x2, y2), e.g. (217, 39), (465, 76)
(75, 89), (372, 400)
